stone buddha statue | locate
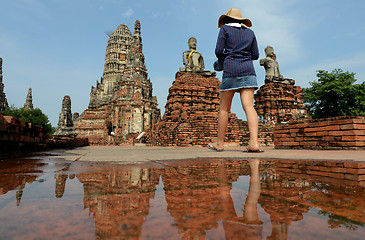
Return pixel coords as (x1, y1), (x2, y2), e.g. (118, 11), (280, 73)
(260, 46), (294, 85)
(179, 37), (215, 76)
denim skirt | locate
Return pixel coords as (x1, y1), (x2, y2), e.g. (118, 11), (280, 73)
(220, 75), (258, 91)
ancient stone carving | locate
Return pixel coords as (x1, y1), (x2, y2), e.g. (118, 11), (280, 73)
(23, 88), (34, 110)
(179, 37), (215, 76)
(54, 95), (76, 136)
(0, 57), (9, 112)
(260, 46), (294, 85)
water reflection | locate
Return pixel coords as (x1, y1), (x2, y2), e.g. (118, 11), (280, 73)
(0, 156), (364, 239)
(77, 166), (160, 239)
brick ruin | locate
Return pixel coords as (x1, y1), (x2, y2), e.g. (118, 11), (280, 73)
(74, 20), (160, 145)
(254, 76), (309, 124)
(0, 58), (9, 112)
(147, 72), (244, 146)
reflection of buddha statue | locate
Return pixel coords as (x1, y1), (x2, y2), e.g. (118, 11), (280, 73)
(260, 46), (294, 85)
(179, 37), (215, 76)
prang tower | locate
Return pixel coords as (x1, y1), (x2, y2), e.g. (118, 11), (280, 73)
(0, 58), (9, 112)
(75, 20), (160, 144)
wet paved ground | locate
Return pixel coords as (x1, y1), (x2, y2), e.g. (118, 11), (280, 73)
(0, 146), (364, 239)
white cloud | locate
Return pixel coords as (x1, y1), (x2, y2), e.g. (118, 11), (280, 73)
(123, 8), (134, 18)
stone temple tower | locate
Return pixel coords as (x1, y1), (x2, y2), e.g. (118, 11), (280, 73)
(75, 20), (160, 144)
(23, 88), (34, 110)
(0, 58), (9, 112)
(54, 95), (76, 136)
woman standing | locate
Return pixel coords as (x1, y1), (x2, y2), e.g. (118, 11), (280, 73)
(208, 8), (263, 152)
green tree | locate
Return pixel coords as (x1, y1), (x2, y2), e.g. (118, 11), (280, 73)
(3, 106), (55, 135)
(303, 69), (365, 119)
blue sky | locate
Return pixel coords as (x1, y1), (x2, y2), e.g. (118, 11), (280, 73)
(1, 0), (364, 126)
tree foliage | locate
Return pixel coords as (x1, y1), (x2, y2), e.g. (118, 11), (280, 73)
(3, 106), (55, 135)
(303, 69), (365, 119)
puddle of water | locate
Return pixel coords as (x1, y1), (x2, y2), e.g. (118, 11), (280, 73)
(0, 155), (364, 239)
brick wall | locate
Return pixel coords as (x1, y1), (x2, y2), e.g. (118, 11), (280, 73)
(274, 116), (365, 150)
(0, 113), (48, 156)
(0, 113), (88, 157)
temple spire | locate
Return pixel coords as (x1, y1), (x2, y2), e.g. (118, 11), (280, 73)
(23, 88), (34, 110)
(134, 20), (141, 42)
(0, 57), (9, 112)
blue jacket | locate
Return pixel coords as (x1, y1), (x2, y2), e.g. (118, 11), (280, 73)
(215, 25), (259, 78)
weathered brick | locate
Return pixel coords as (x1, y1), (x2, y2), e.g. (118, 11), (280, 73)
(342, 135), (365, 141)
(328, 172), (345, 179)
(344, 174), (360, 181)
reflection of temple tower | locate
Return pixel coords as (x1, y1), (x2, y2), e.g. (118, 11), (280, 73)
(75, 20), (160, 144)
(77, 166), (160, 239)
(0, 57), (9, 112)
(55, 174), (68, 198)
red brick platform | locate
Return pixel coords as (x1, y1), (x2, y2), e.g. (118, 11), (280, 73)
(274, 116), (365, 150)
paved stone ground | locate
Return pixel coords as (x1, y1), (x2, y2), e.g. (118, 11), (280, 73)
(46, 146), (365, 164)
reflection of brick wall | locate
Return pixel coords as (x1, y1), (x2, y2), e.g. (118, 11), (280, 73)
(268, 159), (365, 224)
(274, 159), (365, 186)
(274, 116), (365, 150)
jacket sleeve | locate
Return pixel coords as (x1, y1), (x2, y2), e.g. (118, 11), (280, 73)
(251, 34), (259, 60)
(215, 27), (226, 61)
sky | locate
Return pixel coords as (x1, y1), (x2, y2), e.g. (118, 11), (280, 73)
(1, 0), (365, 127)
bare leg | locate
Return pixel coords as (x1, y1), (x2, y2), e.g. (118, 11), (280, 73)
(243, 159), (262, 224)
(239, 88), (259, 150)
(209, 90), (235, 150)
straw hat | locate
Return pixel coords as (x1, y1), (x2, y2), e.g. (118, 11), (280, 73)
(218, 8), (252, 28)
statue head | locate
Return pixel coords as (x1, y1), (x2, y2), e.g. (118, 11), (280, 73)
(264, 46), (275, 58)
(188, 37), (197, 51)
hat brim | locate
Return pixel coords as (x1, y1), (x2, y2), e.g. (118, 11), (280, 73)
(218, 15), (252, 28)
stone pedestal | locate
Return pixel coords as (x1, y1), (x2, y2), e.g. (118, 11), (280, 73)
(254, 80), (309, 124)
(147, 72), (243, 146)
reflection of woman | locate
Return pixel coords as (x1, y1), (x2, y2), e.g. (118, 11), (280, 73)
(218, 159), (263, 239)
(208, 8), (262, 152)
